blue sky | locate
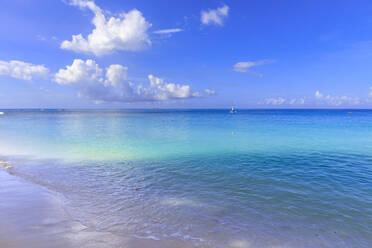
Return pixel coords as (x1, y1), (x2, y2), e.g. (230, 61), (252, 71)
(1, 0), (372, 108)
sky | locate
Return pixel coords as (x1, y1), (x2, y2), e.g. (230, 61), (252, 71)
(1, 0), (372, 109)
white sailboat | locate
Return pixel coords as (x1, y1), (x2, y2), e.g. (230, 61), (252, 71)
(229, 106), (237, 114)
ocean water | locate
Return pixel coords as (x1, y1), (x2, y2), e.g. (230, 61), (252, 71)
(0, 109), (371, 247)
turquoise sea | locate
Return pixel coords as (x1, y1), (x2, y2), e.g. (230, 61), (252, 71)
(0, 109), (371, 247)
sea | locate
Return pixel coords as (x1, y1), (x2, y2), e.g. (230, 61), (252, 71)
(0, 109), (371, 248)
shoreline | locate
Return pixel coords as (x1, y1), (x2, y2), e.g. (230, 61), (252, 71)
(0, 168), (93, 248)
(0, 162), (129, 248)
(0, 164), (204, 248)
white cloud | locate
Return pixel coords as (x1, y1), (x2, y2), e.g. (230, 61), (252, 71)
(233, 60), (274, 77)
(289, 98), (305, 105)
(148, 74), (201, 100)
(201, 5), (229, 26)
(37, 35), (46, 41)
(61, 0), (151, 56)
(262, 97), (305, 106)
(54, 59), (209, 103)
(204, 89), (216, 95)
(0, 60), (49, 81)
(314, 90), (360, 106)
(54, 59), (103, 85)
(262, 91), (361, 107)
(105, 64), (128, 87)
(264, 97), (286, 105)
(153, 28), (183, 34)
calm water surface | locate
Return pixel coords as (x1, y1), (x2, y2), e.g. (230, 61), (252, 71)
(0, 109), (371, 247)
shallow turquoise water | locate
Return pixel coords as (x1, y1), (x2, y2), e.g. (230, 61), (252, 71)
(0, 109), (371, 247)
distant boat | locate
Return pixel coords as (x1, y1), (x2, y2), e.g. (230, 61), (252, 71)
(0, 112), (4, 115)
(229, 106), (237, 114)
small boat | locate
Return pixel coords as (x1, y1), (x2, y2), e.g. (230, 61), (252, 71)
(229, 106), (237, 114)
(0, 112), (4, 115)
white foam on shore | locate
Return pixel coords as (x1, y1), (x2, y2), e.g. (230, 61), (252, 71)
(0, 160), (12, 171)
(229, 239), (252, 248)
(133, 234), (161, 241)
(0, 170), (136, 248)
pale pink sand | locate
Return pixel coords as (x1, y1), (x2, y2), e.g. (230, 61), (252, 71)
(0, 169), (199, 248)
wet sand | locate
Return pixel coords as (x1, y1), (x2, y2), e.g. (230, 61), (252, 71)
(0, 169), (203, 248)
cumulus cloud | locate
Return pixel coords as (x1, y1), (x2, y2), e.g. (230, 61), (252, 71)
(0, 60), (49, 81)
(148, 74), (201, 100)
(54, 59), (210, 103)
(233, 60), (274, 77)
(54, 59), (102, 85)
(314, 90), (360, 106)
(204, 89), (216, 95)
(61, 0), (151, 56)
(153, 28), (183, 34)
(105, 64), (128, 87)
(201, 5), (229, 26)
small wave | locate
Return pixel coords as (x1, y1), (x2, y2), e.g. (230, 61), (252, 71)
(133, 234), (161, 241)
(162, 197), (203, 207)
(170, 232), (205, 242)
